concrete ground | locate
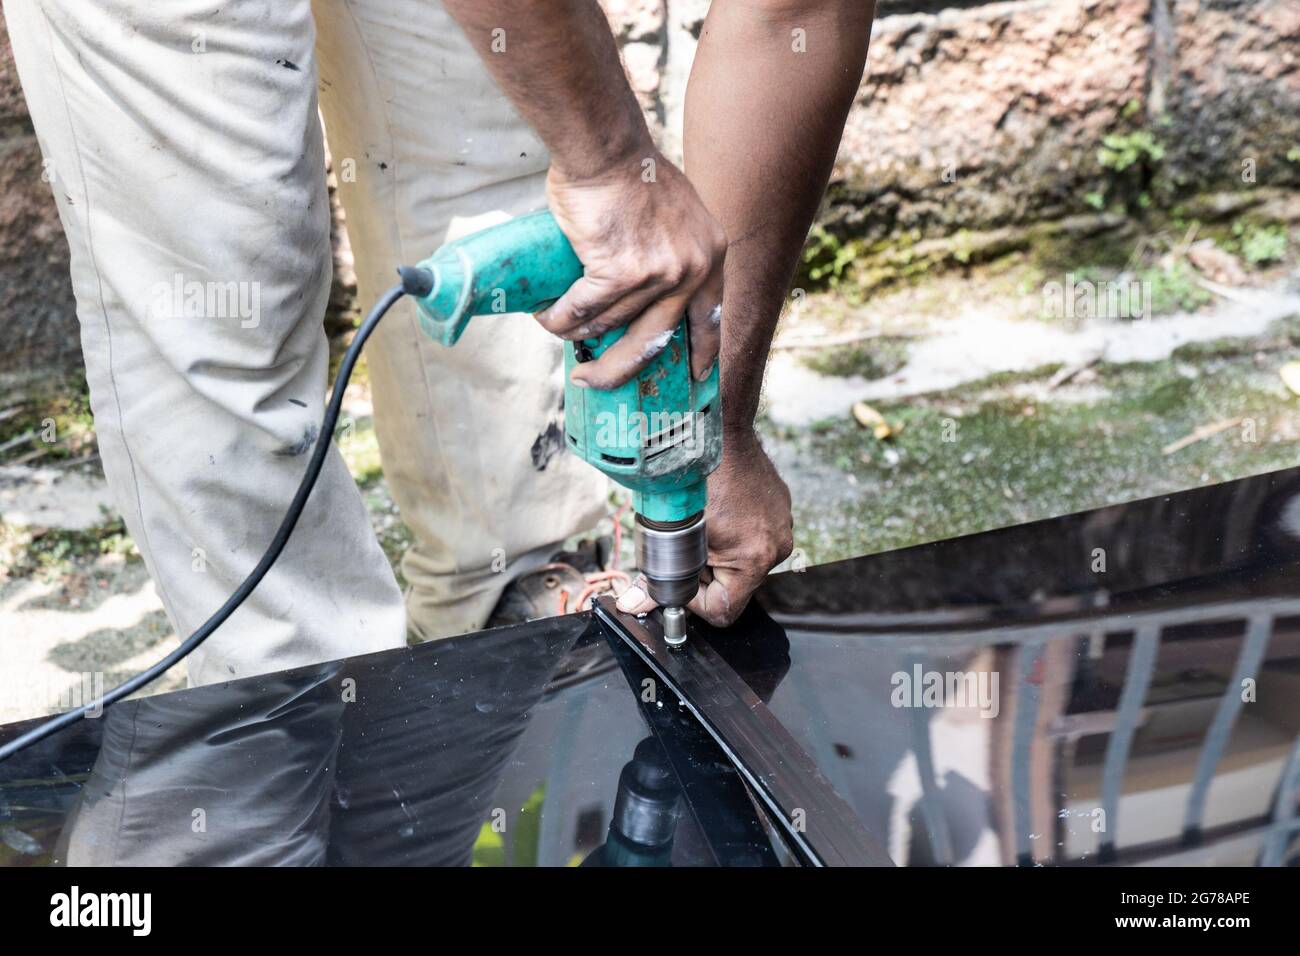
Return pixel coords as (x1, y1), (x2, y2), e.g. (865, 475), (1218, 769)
(761, 253), (1300, 564)
(2, 220), (1298, 724)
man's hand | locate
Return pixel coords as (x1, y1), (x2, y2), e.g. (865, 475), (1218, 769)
(617, 431), (793, 627)
(442, 0), (724, 389)
(538, 154), (725, 389)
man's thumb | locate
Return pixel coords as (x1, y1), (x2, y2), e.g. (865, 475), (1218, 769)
(688, 575), (738, 627)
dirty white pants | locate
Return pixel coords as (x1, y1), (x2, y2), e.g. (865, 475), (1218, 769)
(4, 0), (607, 683)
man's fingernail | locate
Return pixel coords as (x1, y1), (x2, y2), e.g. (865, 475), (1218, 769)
(571, 377), (589, 389)
(616, 585), (646, 611)
(696, 362), (714, 382)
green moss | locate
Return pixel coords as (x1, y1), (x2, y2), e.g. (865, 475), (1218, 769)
(777, 351), (1300, 565)
(797, 226), (981, 300)
(1, 516), (138, 581)
(799, 225), (868, 291)
(1171, 337), (1255, 362)
(0, 374), (96, 464)
(799, 338), (911, 380)
(965, 364), (1065, 391)
(338, 415), (384, 487)
(1145, 261), (1214, 314)
(1271, 313), (1300, 342)
(1027, 226), (1135, 277)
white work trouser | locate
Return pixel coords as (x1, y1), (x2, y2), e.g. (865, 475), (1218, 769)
(4, 0), (607, 684)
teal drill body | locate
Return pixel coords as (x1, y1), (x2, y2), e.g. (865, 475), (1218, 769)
(410, 210), (722, 524)
(409, 210), (721, 640)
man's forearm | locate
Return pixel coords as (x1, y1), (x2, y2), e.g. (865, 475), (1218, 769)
(684, 1), (875, 438)
(444, 0), (652, 179)
(446, 1), (727, 392)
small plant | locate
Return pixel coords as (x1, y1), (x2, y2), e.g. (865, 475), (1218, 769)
(800, 226), (862, 289)
(0, 376), (96, 463)
(1146, 261), (1212, 315)
(1233, 222), (1288, 266)
(952, 229), (975, 265)
(1087, 107), (1167, 216)
(1097, 131), (1166, 174)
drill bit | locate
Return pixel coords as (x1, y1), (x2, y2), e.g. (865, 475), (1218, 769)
(662, 606), (687, 647)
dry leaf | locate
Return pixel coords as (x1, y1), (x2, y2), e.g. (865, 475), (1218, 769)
(851, 400), (894, 440)
(1280, 362), (1300, 397)
(1161, 417), (1243, 455)
(1186, 240), (1246, 286)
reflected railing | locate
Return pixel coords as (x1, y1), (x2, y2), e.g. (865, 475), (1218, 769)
(770, 595), (1300, 867)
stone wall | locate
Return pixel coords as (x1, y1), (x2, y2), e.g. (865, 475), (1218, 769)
(1163, 0), (1300, 191)
(0, 6), (78, 378)
(3, 1), (1297, 374)
(835, 0), (1155, 237)
(606, 0), (1299, 241)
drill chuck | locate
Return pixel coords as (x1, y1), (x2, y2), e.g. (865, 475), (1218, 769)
(635, 514), (707, 608)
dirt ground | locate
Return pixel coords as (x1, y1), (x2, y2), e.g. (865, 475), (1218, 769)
(2, 211), (1298, 724)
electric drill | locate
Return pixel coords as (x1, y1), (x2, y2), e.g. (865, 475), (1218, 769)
(406, 210), (721, 645)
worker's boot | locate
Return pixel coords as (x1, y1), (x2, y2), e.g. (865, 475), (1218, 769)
(485, 538), (614, 628)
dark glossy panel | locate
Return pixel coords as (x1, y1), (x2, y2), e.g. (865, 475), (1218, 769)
(0, 615), (780, 866)
(6, 468), (1300, 866)
(712, 467), (1300, 865)
(596, 596), (892, 866)
(600, 633), (786, 866)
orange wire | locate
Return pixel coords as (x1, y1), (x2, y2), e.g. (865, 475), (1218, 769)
(553, 512), (634, 615)
(572, 569), (631, 612)
(609, 501), (629, 572)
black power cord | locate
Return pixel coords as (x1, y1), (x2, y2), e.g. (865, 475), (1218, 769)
(0, 277), (426, 763)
